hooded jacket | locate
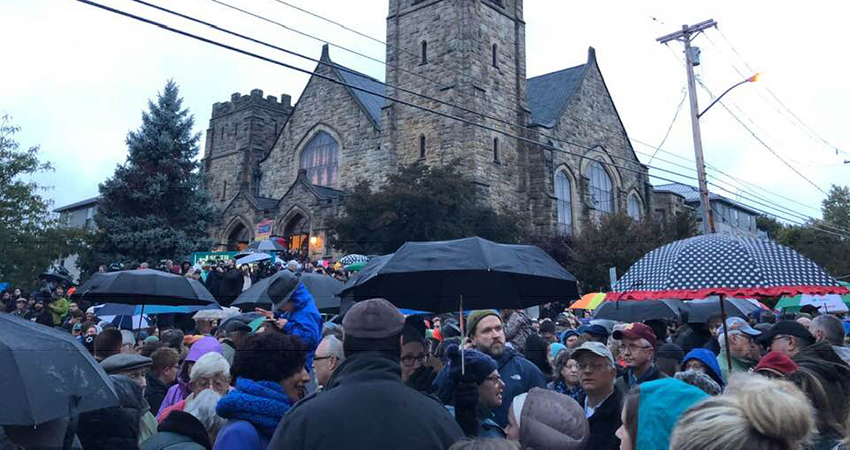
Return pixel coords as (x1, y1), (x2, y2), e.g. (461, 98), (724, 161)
(274, 283), (322, 370)
(434, 346), (547, 427)
(518, 388), (589, 450)
(793, 341), (850, 423)
(269, 351), (464, 449)
(141, 410), (210, 450)
(681, 348), (725, 387)
(158, 337), (223, 416)
(635, 378), (708, 450)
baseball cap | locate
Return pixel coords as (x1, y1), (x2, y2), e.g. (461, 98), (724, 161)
(613, 323), (657, 348)
(572, 341), (615, 366)
(759, 320), (814, 344)
(718, 317), (761, 337)
(583, 324), (610, 340)
(754, 351), (798, 377)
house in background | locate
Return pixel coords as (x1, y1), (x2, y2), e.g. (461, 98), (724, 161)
(54, 196), (100, 281)
(653, 182), (764, 238)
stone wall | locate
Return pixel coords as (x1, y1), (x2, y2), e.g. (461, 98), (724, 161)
(527, 51), (651, 237)
(384, 0), (527, 212)
(259, 50), (384, 200)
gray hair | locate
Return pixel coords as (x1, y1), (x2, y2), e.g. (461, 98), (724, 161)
(321, 335), (345, 361)
(190, 352), (230, 382)
(287, 260), (299, 271)
(811, 314), (845, 346)
(184, 389), (226, 435)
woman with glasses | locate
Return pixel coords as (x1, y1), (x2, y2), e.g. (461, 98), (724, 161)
(442, 345), (507, 439)
(547, 349), (584, 401)
(157, 352), (231, 423)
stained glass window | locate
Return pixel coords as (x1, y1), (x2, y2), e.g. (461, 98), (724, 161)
(555, 170), (572, 234)
(589, 161), (614, 218)
(300, 131), (339, 187)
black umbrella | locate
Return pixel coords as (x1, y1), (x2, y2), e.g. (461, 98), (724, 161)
(0, 313), (119, 425)
(681, 297), (761, 323)
(299, 273), (344, 312)
(72, 269), (217, 306)
(339, 237), (579, 313)
(39, 272), (76, 287)
(593, 299), (684, 322)
(231, 270), (301, 310)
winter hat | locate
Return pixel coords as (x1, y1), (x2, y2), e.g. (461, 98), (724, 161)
(518, 388), (589, 450)
(550, 343), (567, 361)
(657, 343), (684, 361)
(143, 335), (160, 344)
(446, 345), (498, 385)
(674, 370), (722, 396)
(754, 351), (798, 377)
(583, 324), (610, 340)
(440, 319), (462, 339)
(466, 310), (500, 337)
(343, 298), (405, 339)
(637, 378), (708, 450)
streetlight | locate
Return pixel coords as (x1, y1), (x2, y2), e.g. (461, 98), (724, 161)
(698, 73), (761, 118)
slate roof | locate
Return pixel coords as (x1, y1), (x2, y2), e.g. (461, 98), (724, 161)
(54, 196), (100, 213)
(312, 184), (347, 199)
(251, 196), (280, 210)
(527, 64), (587, 128)
(331, 63), (385, 129)
(654, 182), (761, 215)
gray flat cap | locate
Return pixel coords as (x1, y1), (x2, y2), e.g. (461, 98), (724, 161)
(100, 353), (152, 374)
(342, 298), (405, 339)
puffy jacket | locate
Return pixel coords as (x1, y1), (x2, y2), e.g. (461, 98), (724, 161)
(275, 283), (322, 370)
(434, 346), (547, 427)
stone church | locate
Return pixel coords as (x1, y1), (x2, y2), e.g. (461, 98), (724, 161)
(201, 0), (651, 259)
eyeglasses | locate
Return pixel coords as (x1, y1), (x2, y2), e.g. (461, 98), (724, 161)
(483, 374), (504, 386)
(401, 354), (428, 367)
(683, 361), (706, 371)
(577, 361), (610, 371)
(623, 344), (653, 354)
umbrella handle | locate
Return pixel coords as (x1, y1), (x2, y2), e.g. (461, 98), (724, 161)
(719, 295), (733, 374)
(460, 295), (465, 376)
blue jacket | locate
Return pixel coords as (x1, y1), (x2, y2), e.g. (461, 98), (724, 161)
(434, 347), (546, 427)
(681, 348), (725, 387)
(213, 420), (271, 450)
(274, 283), (322, 370)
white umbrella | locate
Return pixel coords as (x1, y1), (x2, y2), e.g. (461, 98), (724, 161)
(236, 253), (272, 266)
(799, 294), (849, 313)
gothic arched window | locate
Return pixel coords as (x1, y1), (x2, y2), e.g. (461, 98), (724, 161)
(588, 161), (614, 218)
(627, 194), (642, 220)
(300, 131), (339, 187)
(555, 170), (572, 235)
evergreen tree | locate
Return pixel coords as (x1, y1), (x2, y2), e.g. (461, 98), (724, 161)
(81, 80), (216, 271)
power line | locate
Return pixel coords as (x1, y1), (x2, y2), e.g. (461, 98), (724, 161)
(73, 0), (704, 191)
(715, 27), (848, 158)
(647, 87), (687, 164)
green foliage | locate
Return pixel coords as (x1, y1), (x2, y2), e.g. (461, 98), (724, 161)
(530, 211), (699, 293)
(327, 160), (524, 254)
(0, 115), (91, 289)
(80, 80), (217, 273)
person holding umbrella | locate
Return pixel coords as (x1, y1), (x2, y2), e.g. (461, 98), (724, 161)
(434, 310), (547, 428)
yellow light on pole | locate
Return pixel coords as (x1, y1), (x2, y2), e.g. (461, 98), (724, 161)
(747, 73), (761, 83)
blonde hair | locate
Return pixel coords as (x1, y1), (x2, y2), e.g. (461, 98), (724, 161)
(670, 373), (813, 450)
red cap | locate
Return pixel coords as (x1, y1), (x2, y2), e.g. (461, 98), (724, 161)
(754, 351), (798, 377)
(613, 323), (657, 348)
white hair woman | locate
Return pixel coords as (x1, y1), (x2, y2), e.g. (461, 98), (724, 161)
(157, 352), (231, 423)
(669, 373), (814, 450)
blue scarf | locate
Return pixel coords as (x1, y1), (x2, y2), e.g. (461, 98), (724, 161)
(216, 378), (294, 432)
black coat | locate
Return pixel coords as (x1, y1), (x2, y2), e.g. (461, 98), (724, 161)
(217, 269), (243, 306)
(26, 308), (53, 327)
(78, 375), (145, 450)
(204, 270), (223, 301)
(793, 341), (850, 423)
(577, 386), (623, 450)
(145, 372), (169, 415)
(269, 352), (464, 449)
(141, 410), (211, 450)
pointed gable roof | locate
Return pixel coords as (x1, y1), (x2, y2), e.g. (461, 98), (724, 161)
(527, 48), (597, 128)
(322, 45), (385, 129)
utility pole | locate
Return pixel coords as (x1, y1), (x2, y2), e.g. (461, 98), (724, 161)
(657, 20), (717, 234)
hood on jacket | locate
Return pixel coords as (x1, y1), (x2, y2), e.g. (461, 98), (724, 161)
(156, 410), (211, 450)
(186, 336), (223, 363)
(636, 378), (707, 450)
(519, 388), (588, 450)
(681, 348), (724, 386)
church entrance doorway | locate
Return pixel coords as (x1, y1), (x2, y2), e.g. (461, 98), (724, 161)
(226, 222), (250, 252)
(283, 213), (310, 257)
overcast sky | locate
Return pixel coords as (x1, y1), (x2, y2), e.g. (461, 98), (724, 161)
(2, 0), (847, 225)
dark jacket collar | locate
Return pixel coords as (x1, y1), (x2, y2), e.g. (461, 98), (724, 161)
(326, 351), (402, 389)
(158, 410), (212, 450)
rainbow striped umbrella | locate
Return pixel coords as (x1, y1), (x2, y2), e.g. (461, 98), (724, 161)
(570, 292), (607, 310)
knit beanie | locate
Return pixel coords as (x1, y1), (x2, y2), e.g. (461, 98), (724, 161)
(466, 310), (500, 337)
(446, 344), (498, 385)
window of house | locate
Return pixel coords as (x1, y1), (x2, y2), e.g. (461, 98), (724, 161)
(493, 138), (500, 163)
(419, 135), (426, 159)
(627, 194), (642, 220)
(492, 44), (498, 67)
(588, 161), (614, 218)
(732, 208), (739, 227)
(555, 170), (572, 235)
(300, 131), (339, 187)
(421, 41), (427, 64)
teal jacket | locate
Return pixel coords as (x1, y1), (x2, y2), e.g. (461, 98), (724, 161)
(636, 378), (708, 450)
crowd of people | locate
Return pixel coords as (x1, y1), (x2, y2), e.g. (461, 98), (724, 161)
(4, 263), (850, 449)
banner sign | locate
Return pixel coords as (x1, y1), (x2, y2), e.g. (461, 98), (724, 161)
(191, 251), (238, 267)
(255, 220), (275, 241)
